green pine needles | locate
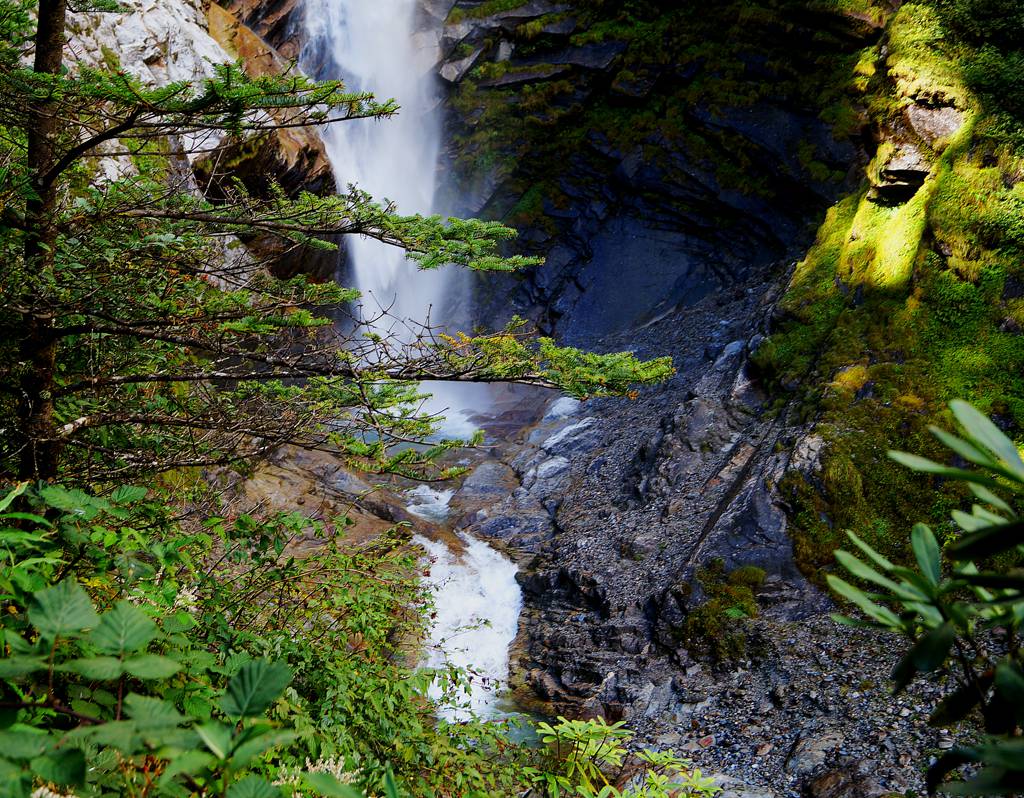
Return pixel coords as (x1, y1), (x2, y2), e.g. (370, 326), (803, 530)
(0, 0), (670, 483)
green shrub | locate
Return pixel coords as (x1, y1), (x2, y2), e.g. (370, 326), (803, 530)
(830, 401), (1024, 795)
(681, 560), (766, 661)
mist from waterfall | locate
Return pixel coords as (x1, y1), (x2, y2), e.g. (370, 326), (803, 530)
(301, 0), (452, 327)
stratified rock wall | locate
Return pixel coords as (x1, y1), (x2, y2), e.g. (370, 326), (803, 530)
(434, 1), (878, 343)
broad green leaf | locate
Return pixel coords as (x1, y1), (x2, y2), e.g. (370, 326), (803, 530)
(956, 738), (1024, 770)
(0, 483), (28, 514)
(383, 767), (403, 798)
(927, 750), (976, 795)
(0, 656), (47, 678)
(846, 530), (896, 571)
(196, 722), (232, 759)
(941, 766), (1024, 796)
(967, 482), (1015, 516)
(0, 514), (49, 528)
(959, 570), (1024, 591)
(911, 523), (941, 586)
(994, 662), (1024, 724)
(123, 654), (180, 680)
(28, 581), (98, 640)
(889, 565), (943, 599)
(157, 750), (216, 787)
(37, 486), (108, 520)
(124, 694), (184, 728)
(182, 693), (214, 721)
(91, 601), (157, 655)
(220, 659), (291, 718)
(834, 550), (925, 599)
(829, 613), (886, 630)
(110, 486), (148, 504)
(929, 427), (995, 469)
(0, 730), (47, 760)
(31, 748), (86, 787)
(891, 622), (955, 692)
(58, 656), (124, 680)
(953, 509), (996, 532)
(826, 575), (902, 628)
(950, 400), (1024, 481)
(903, 600), (945, 627)
(948, 521), (1024, 560)
(887, 451), (1003, 490)
(0, 758), (28, 798)
(232, 729), (297, 767)
(929, 678), (991, 726)
(972, 505), (1011, 525)
(226, 775), (282, 798)
(303, 772), (363, 798)
(67, 719), (139, 750)
(954, 508), (1011, 532)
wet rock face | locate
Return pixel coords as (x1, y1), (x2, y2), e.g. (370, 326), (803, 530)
(436, 2), (872, 343)
(197, 3), (339, 280)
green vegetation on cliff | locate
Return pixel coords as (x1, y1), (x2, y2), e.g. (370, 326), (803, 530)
(755, 0), (1024, 578)
(446, 0), (890, 227)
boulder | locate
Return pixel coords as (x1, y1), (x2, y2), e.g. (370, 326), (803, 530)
(873, 141), (930, 203)
(786, 730), (845, 776)
(906, 104), (964, 147)
(440, 46), (484, 82)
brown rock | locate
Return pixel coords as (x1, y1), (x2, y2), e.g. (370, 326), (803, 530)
(804, 760), (887, 798)
(906, 104), (964, 148)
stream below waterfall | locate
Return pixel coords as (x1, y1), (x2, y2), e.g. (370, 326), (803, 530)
(300, 0), (525, 718)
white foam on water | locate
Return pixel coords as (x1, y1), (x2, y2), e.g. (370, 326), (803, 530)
(302, 0), (521, 723)
(414, 533), (523, 720)
(405, 484), (455, 523)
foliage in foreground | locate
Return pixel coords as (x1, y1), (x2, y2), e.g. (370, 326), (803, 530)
(0, 481), (720, 798)
(831, 400), (1024, 795)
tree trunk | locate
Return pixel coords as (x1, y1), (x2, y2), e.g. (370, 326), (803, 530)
(17, 0), (66, 480)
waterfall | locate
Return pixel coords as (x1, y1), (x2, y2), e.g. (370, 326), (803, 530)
(415, 533), (523, 720)
(301, 0), (523, 719)
(301, 0), (450, 325)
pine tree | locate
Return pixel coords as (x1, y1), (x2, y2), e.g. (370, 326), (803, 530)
(0, 0), (673, 482)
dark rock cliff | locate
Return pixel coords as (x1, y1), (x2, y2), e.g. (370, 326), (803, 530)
(434, 0), (879, 345)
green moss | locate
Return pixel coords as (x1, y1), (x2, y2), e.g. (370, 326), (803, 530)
(757, 1), (1024, 575)
(447, 0), (531, 24)
(885, 3), (968, 107)
(680, 560), (766, 661)
(100, 45), (121, 72)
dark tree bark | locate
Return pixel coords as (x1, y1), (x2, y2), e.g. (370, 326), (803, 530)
(17, 0), (67, 480)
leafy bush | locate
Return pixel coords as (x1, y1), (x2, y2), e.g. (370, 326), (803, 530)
(0, 482), (726, 797)
(681, 560), (766, 661)
(525, 716), (720, 798)
(0, 482), (518, 797)
(830, 400), (1024, 795)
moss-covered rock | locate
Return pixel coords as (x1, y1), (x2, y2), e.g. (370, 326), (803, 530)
(755, 1), (1024, 578)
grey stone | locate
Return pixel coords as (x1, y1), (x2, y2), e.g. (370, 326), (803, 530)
(786, 730), (845, 775)
(907, 104), (964, 146)
(541, 417), (602, 457)
(440, 46), (483, 82)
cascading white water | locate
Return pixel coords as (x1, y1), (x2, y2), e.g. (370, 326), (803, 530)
(301, 0), (523, 718)
(302, 0), (448, 324)
(414, 532), (523, 720)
